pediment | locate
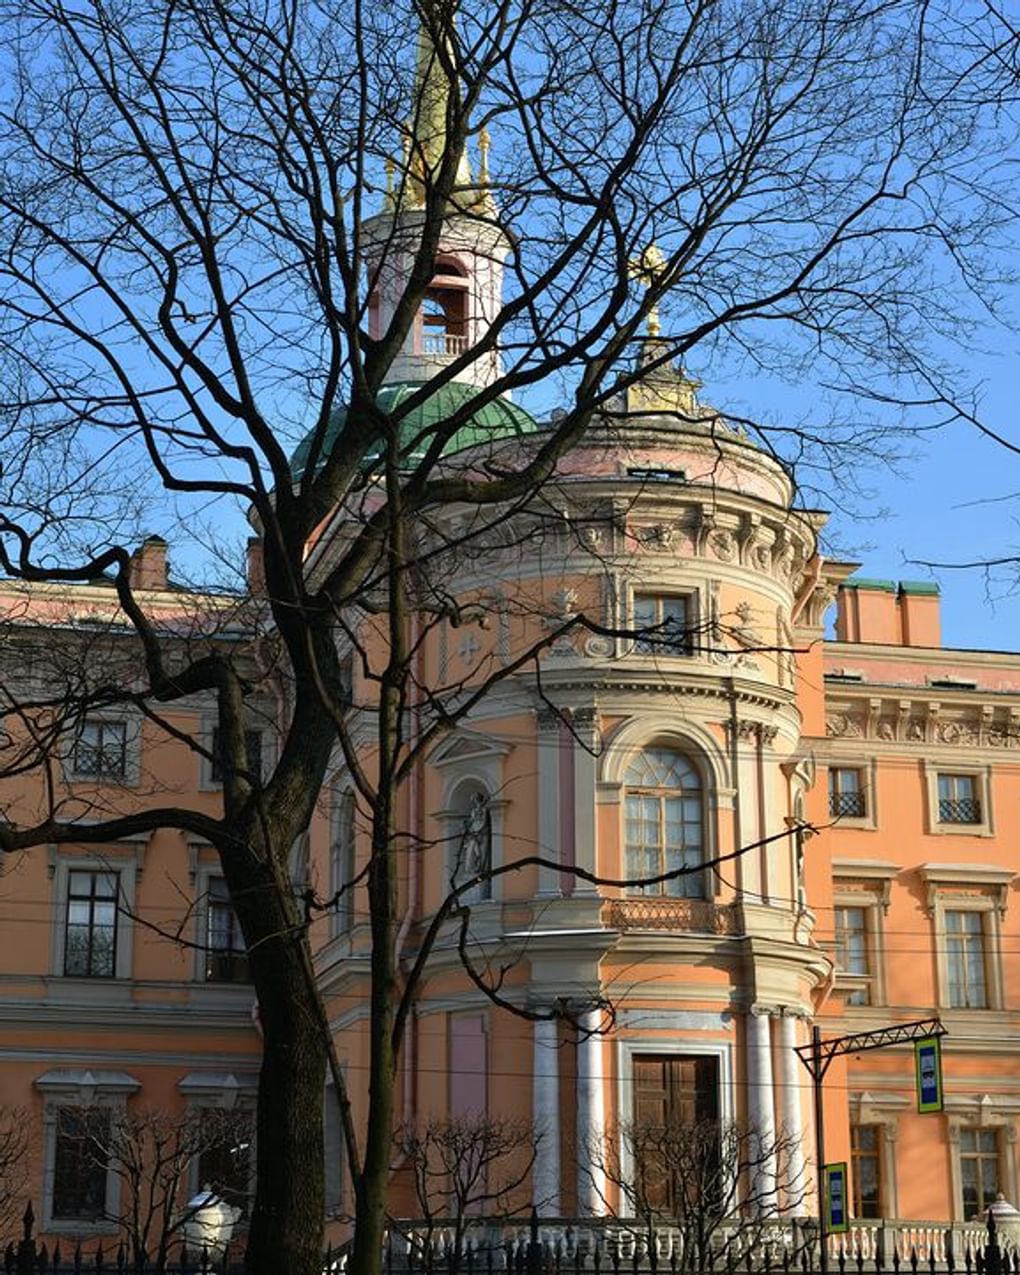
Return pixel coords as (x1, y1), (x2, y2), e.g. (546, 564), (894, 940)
(429, 731), (512, 768)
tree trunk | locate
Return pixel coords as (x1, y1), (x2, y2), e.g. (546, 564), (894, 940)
(246, 972), (326, 1275)
(225, 846), (327, 1275)
(347, 810), (398, 1275)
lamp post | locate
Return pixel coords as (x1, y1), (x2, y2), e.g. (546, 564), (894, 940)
(795, 1017), (947, 1275)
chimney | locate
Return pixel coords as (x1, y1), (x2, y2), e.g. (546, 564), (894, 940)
(898, 581), (941, 648)
(246, 537), (266, 596)
(129, 535), (168, 591)
(834, 579), (898, 643)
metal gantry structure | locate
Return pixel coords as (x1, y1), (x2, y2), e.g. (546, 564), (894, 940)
(795, 1017), (948, 1273)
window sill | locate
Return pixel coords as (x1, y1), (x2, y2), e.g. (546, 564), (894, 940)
(933, 822), (994, 838)
(44, 1218), (119, 1236)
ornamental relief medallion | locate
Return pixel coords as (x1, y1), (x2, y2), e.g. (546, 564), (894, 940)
(827, 702), (1020, 747)
(825, 712), (864, 738)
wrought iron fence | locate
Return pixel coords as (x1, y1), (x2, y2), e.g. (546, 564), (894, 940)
(5, 1208), (1018, 1275)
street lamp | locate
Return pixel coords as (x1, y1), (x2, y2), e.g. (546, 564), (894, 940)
(182, 1186), (242, 1259)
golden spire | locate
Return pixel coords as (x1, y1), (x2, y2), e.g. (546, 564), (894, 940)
(406, 4), (472, 208)
(629, 242), (666, 337)
(478, 126), (491, 184)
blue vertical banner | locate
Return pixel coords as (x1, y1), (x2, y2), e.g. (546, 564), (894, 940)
(825, 1162), (850, 1233)
(915, 1036), (944, 1113)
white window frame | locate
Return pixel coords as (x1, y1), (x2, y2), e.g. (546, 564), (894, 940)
(946, 1102), (1020, 1222)
(198, 713), (271, 791)
(50, 850), (139, 981)
(329, 788), (357, 941)
(848, 1092), (907, 1220)
(615, 1037), (734, 1200)
(831, 862), (896, 1008)
(324, 1078), (346, 1218)
(921, 863), (1014, 1012)
(923, 763), (994, 837)
(631, 590), (697, 658)
(199, 875), (250, 986)
(36, 1068), (139, 1234)
(621, 747), (707, 900)
(63, 711), (142, 787)
(821, 756), (878, 831)
(178, 1072), (257, 1222)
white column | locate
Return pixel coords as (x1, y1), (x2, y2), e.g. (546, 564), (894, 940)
(533, 1015), (561, 1214)
(777, 1010), (807, 1212)
(745, 1006), (778, 1206)
(576, 1008), (606, 1215)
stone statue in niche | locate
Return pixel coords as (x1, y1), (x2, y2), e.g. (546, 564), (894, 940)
(458, 792), (492, 880)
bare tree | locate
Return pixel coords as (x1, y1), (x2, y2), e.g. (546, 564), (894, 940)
(0, 1), (1012, 1273)
(0, 1107), (28, 1242)
(57, 1106), (254, 1273)
(394, 1115), (540, 1273)
(592, 1118), (810, 1275)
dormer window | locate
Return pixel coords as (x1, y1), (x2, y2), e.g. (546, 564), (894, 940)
(420, 256), (469, 355)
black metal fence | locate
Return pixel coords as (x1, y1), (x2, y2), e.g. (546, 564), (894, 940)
(5, 1207), (1019, 1275)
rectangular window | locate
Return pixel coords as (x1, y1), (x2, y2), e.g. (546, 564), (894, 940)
(330, 791), (356, 937)
(829, 768), (866, 818)
(960, 1127), (1000, 1216)
(324, 1089), (343, 1216)
(946, 910), (988, 1008)
(72, 719), (127, 779)
(851, 1124), (883, 1218)
(210, 727), (263, 784)
(64, 870), (118, 978)
(205, 878), (249, 983)
(834, 905), (871, 1005)
(624, 791), (704, 899)
(938, 774), (981, 824)
(634, 594), (693, 656)
(52, 1107), (109, 1221)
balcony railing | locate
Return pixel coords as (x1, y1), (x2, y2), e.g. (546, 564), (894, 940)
(605, 897), (742, 936)
(829, 790), (866, 818)
(938, 797), (982, 824)
(421, 332), (469, 356)
(379, 1217), (996, 1273)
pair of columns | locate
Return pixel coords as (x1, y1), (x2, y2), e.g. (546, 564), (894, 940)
(746, 1006), (808, 1207)
(532, 1006), (807, 1216)
(532, 1008), (604, 1216)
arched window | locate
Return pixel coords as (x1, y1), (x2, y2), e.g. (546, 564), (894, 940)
(624, 748), (704, 898)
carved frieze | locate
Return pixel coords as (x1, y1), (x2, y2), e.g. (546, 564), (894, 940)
(825, 696), (1020, 748)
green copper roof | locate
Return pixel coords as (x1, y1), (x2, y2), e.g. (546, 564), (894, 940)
(290, 381), (538, 478)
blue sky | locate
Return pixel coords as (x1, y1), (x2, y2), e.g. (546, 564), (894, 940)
(818, 353), (1020, 653)
(692, 314), (1020, 653)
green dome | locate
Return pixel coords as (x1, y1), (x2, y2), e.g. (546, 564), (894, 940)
(290, 380), (538, 478)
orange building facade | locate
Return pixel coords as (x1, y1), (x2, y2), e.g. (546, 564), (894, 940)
(1, 388), (1019, 1252)
(1, 64), (1019, 1256)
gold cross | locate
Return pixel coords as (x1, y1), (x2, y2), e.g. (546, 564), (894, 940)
(628, 243), (666, 337)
